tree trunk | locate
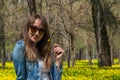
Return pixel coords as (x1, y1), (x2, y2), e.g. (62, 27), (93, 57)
(0, 0), (6, 68)
(91, 0), (111, 67)
(78, 48), (83, 60)
(27, 0), (37, 15)
(38, 0), (42, 14)
(87, 34), (93, 65)
(69, 0), (75, 67)
(71, 32), (75, 67)
(58, 0), (71, 67)
(68, 44), (71, 67)
(118, 48), (120, 64)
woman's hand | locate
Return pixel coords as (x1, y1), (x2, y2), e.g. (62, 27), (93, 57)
(54, 44), (64, 70)
(54, 44), (64, 61)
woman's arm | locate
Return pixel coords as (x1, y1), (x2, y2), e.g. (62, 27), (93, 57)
(52, 44), (64, 80)
(12, 40), (26, 80)
(50, 62), (62, 80)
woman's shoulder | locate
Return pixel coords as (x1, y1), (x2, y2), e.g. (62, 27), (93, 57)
(12, 39), (25, 60)
(13, 39), (25, 51)
(15, 39), (25, 48)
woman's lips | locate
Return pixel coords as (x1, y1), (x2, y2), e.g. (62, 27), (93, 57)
(33, 36), (39, 40)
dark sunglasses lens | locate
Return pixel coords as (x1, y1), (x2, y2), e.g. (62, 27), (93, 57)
(30, 26), (37, 33)
(39, 29), (45, 32)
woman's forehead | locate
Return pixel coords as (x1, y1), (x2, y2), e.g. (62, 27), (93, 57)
(33, 19), (43, 28)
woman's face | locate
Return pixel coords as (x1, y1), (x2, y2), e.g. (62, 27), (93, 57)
(28, 18), (45, 44)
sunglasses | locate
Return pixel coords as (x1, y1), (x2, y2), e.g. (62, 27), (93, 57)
(30, 26), (45, 34)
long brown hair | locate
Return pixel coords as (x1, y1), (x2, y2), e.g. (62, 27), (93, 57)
(22, 14), (52, 69)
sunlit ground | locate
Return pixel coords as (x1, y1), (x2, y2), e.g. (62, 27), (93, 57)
(0, 59), (120, 80)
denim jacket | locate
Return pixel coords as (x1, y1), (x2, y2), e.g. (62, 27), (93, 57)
(12, 40), (62, 80)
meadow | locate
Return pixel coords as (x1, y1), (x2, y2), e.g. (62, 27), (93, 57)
(1, 60), (120, 80)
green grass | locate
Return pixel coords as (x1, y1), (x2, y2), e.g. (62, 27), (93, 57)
(0, 59), (120, 80)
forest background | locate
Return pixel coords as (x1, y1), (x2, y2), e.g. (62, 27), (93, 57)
(0, 0), (120, 80)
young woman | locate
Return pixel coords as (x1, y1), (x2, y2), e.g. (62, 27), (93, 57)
(12, 14), (64, 80)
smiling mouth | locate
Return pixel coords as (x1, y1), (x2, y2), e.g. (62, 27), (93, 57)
(33, 36), (39, 40)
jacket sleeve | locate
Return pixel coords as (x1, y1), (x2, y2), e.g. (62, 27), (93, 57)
(50, 62), (62, 80)
(12, 40), (27, 80)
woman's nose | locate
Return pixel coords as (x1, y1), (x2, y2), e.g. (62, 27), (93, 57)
(35, 30), (40, 35)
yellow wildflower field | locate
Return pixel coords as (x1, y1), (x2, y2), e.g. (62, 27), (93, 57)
(0, 60), (120, 80)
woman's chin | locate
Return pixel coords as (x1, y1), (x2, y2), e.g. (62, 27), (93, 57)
(31, 38), (38, 43)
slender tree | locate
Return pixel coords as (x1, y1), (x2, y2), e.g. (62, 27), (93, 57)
(38, 0), (42, 14)
(27, 0), (37, 15)
(0, 0), (6, 68)
(86, 33), (93, 65)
